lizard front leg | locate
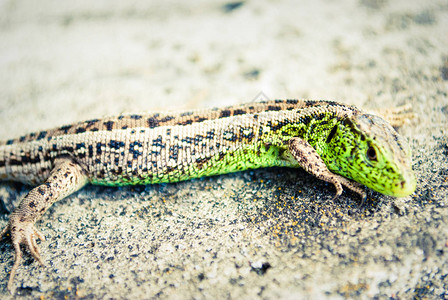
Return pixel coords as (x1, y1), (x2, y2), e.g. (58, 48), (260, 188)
(0, 157), (87, 292)
(288, 137), (366, 199)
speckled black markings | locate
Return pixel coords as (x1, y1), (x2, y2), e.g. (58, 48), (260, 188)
(36, 131), (47, 140)
(0, 99), (416, 292)
(147, 117), (159, 128)
(60, 125), (73, 134)
(109, 140), (125, 150)
(267, 105), (282, 111)
(85, 119), (99, 126)
(233, 109), (246, 116)
(129, 141), (144, 158)
(219, 109), (231, 118)
(88, 145), (93, 158)
(1, 100), (338, 147)
(96, 143), (105, 155)
(104, 121), (114, 131)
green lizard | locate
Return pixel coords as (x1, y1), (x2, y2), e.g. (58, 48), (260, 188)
(0, 99), (415, 291)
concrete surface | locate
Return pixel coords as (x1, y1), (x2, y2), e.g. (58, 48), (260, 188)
(0, 0), (447, 299)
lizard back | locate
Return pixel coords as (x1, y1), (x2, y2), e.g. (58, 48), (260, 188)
(0, 100), (357, 186)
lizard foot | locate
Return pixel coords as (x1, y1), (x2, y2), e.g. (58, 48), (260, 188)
(0, 158), (88, 292)
(288, 137), (366, 201)
(333, 174), (366, 201)
(0, 219), (45, 292)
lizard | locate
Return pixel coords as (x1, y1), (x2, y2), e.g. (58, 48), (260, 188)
(0, 99), (416, 291)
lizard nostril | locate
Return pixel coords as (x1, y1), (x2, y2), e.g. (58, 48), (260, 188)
(400, 181), (405, 188)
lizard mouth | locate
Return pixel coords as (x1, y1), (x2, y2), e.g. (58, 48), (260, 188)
(388, 171), (416, 197)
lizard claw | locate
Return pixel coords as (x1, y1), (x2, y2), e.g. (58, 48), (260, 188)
(1, 220), (45, 292)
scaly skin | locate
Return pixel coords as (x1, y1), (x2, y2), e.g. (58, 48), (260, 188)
(323, 113), (416, 196)
(0, 99), (416, 292)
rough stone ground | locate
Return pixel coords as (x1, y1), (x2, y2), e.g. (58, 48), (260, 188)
(0, 0), (447, 299)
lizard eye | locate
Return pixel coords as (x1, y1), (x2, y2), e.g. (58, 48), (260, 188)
(366, 146), (377, 161)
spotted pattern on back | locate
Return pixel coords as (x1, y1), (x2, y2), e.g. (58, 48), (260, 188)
(1, 100), (343, 146)
(0, 100), (356, 186)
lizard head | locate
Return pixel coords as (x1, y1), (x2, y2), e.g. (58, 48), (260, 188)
(325, 113), (416, 197)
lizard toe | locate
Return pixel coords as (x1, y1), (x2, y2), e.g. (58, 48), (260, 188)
(27, 228), (45, 266)
(331, 180), (343, 201)
(34, 227), (46, 242)
(12, 222), (46, 265)
(4, 221), (46, 292)
(0, 223), (10, 240)
(7, 240), (23, 293)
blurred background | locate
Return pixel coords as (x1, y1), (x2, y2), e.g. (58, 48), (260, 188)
(0, 0), (447, 298)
